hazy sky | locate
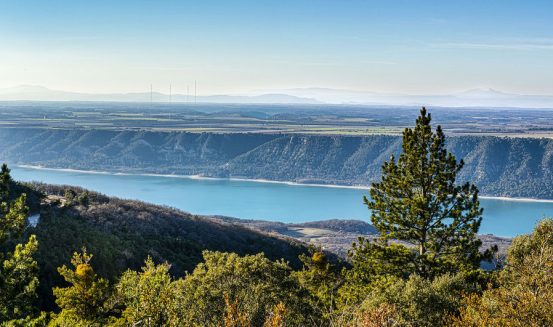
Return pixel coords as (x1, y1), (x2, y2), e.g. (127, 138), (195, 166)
(1, 0), (552, 95)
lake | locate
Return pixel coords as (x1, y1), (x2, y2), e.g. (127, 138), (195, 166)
(11, 166), (553, 237)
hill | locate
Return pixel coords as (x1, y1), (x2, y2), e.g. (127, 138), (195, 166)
(16, 181), (508, 310)
(14, 182), (309, 309)
(2, 129), (553, 198)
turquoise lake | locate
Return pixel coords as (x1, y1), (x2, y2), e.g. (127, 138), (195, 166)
(11, 166), (553, 238)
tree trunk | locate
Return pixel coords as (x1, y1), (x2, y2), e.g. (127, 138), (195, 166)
(419, 243), (425, 256)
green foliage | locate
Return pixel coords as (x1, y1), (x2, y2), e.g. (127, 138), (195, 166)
(1, 312), (50, 327)
(25, 182), (309, 311)
(0, 192), (28, 246)
(62, 189), (75, 203)
(354, 273), (470, 327)
(0, 236), (40, 322)
(364, 107), (492, 278)
(0, 164), (40, 323)
(63, 189), (89, 207)
(453, 219), (553, 326)
(50, 249), (114, 327)
(295, 248), (342, 320)
(113, 257), (176, 326)
(76, 192), (89, 207)
(336, 109), (497, 320)
(0, 164), (11, 204)
(340, 238), (415, 305)
(173, 251), (319, 326)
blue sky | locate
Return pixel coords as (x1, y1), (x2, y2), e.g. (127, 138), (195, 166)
(1, 0), (552, 95)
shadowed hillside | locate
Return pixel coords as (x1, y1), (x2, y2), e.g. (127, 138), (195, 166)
(2, 128), (553, 198)
(16, 183), (309, 309)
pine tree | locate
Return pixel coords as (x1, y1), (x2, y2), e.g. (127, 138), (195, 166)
(0, 164), (40, 323)
(50, 249), (114, 327)
(364, 108), (491, 278)
(0, 164), (12, 203)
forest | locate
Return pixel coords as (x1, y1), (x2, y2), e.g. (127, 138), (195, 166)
(0, 109), (551, 326)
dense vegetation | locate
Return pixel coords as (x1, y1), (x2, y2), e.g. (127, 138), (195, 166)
(0, 109), (551, 326)
(3, 128), (553, 198)
(16, 183), (310, 312)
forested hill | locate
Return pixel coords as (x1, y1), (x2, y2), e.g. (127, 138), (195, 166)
(16, 182), (309, 309)
(1, 128), (553, 198)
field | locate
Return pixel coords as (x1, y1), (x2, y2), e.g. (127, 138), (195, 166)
(2, 101), (553, 137)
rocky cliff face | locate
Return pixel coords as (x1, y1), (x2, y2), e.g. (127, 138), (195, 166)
(2, 128), (553, 198)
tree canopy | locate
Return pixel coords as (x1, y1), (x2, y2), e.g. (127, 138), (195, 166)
(453, 219), (553, 326)
(0, 164), (40, 324)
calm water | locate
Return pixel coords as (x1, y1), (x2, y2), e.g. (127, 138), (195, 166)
(11, 166), (553, 237)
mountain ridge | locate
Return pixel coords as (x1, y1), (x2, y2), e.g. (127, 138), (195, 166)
(2, 129), (553, 199)
(0, 85), (321, 104)
(2, 85), (553, 108)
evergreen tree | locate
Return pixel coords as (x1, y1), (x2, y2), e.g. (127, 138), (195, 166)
(113, 257), (175, 326)
(0, 164), (40, 323)
(0, 235), (39, 323)
(50, 249), (114, 327)
(0, 164), (12, 203)
(364, 108), (491, 278)
(296, 248), (342, 321)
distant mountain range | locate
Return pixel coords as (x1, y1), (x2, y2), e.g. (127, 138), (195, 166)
(248, 87), (553, 108)
(0, 85), (320, 104)
(1, 85), (553, 108)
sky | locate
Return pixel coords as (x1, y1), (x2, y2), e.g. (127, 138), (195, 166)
(1, 0), (553, 95)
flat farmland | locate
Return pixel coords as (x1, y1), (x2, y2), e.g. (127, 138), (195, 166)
(1, 101), (553, 137)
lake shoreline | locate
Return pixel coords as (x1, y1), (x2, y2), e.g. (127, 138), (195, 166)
(15, 164), (553, 204)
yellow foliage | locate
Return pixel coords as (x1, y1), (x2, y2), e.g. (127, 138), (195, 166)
(312, 251), (326, 266)
(222, 293), (251, 327)
(75, 264), (93, 280)
(263, 302), (287, 327)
